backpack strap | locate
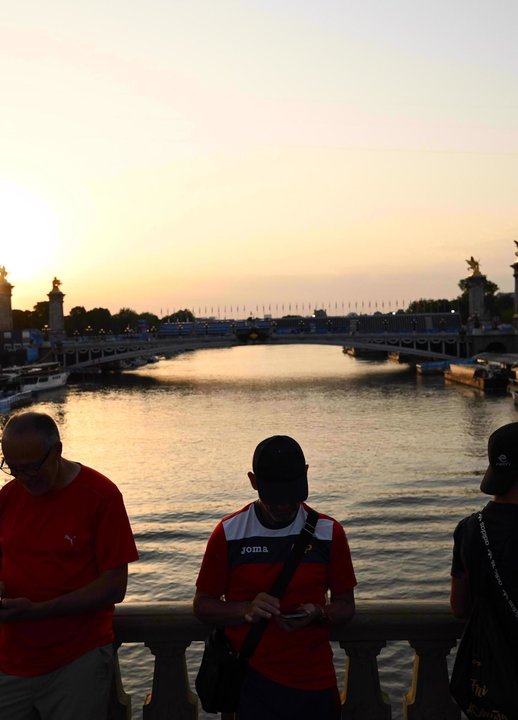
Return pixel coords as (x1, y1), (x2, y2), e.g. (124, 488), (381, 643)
(476, 510), (518, 622)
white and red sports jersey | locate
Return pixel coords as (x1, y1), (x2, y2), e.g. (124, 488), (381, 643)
(196, 502), (356, 689)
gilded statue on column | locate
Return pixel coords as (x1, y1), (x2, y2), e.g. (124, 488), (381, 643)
(466, 256), (481, 276)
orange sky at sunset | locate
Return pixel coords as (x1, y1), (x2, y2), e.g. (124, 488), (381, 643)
(1, 1), (517, 316)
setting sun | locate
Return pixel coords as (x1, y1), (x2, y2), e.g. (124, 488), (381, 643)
(0, 180), (60, 284)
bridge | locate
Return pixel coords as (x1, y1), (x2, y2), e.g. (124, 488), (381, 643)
(48, 312), (518, 373)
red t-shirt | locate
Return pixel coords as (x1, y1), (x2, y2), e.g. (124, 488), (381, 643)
(196, 502), (356, 689)
(0, 465), (139, 676)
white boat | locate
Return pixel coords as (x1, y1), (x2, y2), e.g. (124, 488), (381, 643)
(0, 372), (33, 413)
(2, 362), (69, 394)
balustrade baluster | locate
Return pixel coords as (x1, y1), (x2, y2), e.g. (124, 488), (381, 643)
(340, 640), (391, 719)
(403, 639), (460, 720)
(110, 602), (465, 719)
(108, 645), (132, 720)
(143, 640), (198, 720)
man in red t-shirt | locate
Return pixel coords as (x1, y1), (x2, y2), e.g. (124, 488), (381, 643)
(0, 412), (139, 720)
(194, 435), (356, 720)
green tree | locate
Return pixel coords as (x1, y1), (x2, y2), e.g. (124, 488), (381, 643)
(456, 277), (499, 321)
(85, 307), (112, 332)
(65, 306), (87, 334)
(112, 307), (139, 333)
(31, 301), (50, 329)
(406, 298), (454, 313)
(406, 275), (509, 323)
(138, 311), (160, 330)
(457, 278), (499, 296)
(493, 292), (514, 323)
(167, 309), (195, 323)
(11, 309), (34, 331)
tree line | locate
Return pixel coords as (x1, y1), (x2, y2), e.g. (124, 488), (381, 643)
(12, 304), (195, 334)
(10, 276), (515, 334)
(406, 278), (514, 321)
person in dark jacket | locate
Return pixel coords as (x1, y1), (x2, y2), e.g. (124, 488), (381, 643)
(450, 421), (518, 648)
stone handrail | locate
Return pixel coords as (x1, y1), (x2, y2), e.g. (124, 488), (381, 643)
(110, 600), (466, 720)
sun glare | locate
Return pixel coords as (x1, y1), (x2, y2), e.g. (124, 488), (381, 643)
(0, 180), (60, 283)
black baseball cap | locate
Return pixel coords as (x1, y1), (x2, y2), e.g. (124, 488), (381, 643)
(480, 422), (518, 495)
(252, 435), (308, 504)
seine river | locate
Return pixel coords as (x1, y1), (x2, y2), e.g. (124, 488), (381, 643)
(2, 344), (516, 718)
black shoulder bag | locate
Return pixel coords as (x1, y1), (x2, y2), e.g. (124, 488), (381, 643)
(195, 507), (318, 714)
(450, 511), (518, 719)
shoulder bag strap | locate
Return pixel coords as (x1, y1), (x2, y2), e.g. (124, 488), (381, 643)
(269, 507), (318, 598)
(477, 510), (518, 621)
(239, 507), (319, 661)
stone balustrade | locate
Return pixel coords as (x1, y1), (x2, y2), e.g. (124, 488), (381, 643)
(110, 601), (465, 720)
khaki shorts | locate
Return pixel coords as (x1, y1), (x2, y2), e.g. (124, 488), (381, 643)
(0, 644), (114, 720)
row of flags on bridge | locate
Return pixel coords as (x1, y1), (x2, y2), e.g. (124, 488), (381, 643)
(160, 300), (408, 317)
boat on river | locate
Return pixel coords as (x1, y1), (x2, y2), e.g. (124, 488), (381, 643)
(506, 363), (518, 406)
(416, 357), (475, 376)
(0, 386), (33, 413)
(509, 379), (518, 406)
(1, 362), (69, 394)
(0, 371), (33, 413)
(444, 360), (509, 392)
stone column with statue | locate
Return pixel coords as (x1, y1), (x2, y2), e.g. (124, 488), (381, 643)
(0, 266), (14, 333)
(48, 276), (65, 336)
(511, 241), (518, 327)
(464, 256), (486, 328)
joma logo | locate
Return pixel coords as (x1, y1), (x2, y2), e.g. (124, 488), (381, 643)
(240, 545), (269, 555)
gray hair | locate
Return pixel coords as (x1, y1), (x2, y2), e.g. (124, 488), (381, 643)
(3, 412), (61, 449)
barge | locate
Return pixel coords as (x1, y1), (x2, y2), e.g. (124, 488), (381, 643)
(444, 361), (509, 392)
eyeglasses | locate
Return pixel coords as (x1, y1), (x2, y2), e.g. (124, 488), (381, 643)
(0, 445), (55, 477)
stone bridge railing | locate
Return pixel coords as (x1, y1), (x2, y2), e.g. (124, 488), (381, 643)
(109, 601), (465, 720)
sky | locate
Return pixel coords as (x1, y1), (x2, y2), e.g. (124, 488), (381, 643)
(1, 0), (517, 317)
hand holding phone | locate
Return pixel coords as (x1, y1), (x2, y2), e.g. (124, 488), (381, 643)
(280, 611), (307, 620)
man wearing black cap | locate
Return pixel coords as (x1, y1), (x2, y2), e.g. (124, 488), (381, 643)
(194, 435), (356, 720)
(450, 422), (518, 625)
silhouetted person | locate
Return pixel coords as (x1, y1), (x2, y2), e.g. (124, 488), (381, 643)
(0, 412), (138, 720)
(194, 435), (356, 720)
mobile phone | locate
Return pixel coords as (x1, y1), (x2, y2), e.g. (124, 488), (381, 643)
(280, 611), (307, 620)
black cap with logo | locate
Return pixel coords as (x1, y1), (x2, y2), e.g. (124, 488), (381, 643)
(252, 435), (308, 504)
(480, 422), (518, 495)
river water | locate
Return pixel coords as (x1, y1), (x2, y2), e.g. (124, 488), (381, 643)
(2, 344), (516, 718)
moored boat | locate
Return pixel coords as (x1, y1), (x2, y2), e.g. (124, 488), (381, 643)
(416, 357), (475, 376)
(2, 362), (69, 394)
(509, 379), (518, 406)
(0, 371), (34, 413)
(444, 361), (508, 391)
(0, 389), (33, 414)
